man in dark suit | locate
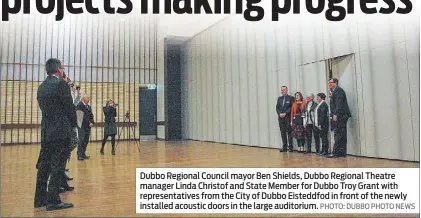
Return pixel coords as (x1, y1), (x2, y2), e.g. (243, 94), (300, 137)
(34, 58), (76, 211)
(314, 93), (330, 155)
(327, 78), (351, 158)
(76, 95), (94, 160)
(303, 93), (319, 154)
(276, 86), (295, 152)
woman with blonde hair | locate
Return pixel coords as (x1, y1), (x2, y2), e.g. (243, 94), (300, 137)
(100, 99), (117, 155)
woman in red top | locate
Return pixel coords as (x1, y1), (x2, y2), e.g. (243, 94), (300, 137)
(291, 92), (307, 152)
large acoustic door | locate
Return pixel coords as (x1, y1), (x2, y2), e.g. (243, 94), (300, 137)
(139, 86), (157, 135)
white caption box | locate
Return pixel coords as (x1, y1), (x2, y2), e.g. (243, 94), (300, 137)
(136, 168), (419, 214)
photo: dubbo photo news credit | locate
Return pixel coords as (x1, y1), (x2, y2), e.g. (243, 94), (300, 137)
(0, 0), (420, 217)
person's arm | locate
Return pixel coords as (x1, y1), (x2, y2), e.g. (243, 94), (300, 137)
(290, 103), (295, 123)
(112, 107), (117, 117)
(335, 89), (346, 117)
(90, 109), (95, 124)
(276, 97), (281, 115)
(59, 81), (77, 128)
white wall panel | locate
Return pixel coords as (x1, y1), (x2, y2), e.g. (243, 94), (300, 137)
(206, 31), (214, 142)
(256, 30), (270, 147)
(297, 21), (324, 65)
(246, 28), (258, 147)
(322, 17), (358, 60)
(392, 42), (416, 161)
(238, 27), (250, 146)
(359, 42), (414, 160)
(187, 42), (194, 139)
(300, 61), (327, 97)
(217, 26), (226, 142)
(357, 16), (406, 52)
(200, 34), (207, 141)
(191, 39), (198, 140)
(210, 30), (219, 143)
(264, 32), (278, 149)
(231, 28), (241, 145)
(406, 39), (420, 161)
(224, 28), (234, 144)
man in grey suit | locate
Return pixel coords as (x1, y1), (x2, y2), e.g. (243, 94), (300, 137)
(34, 58), (77, 211)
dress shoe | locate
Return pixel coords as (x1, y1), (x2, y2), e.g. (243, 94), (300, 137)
(77, 157), (84, 161)
(64, 174), (73, 181)
(46, 202), (74, 211)
(326, 153), (346, 158)
(100, 149), (104, 155)
(61, 186), (74, 192)
(279, 149), (288, 152)
(34, 201), (47, 208)
(112, 150), (116, 155)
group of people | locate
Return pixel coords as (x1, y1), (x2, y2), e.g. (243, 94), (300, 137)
(276, 78), (351, 158)
(34, 58), (119, 211)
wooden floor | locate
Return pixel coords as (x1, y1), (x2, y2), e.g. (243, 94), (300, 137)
(1, 140), (419, 217)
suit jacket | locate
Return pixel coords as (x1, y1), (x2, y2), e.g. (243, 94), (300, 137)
(37, 76), (77, 143)
(276, 95), (295, 119)
(316, 101), (329, 130)
(330, 86), (351, 121)
(303, 100), (318, 126)
(76, 101), (95, 129)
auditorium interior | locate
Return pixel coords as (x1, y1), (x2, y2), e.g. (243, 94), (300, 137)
(1, 8), (420, 218)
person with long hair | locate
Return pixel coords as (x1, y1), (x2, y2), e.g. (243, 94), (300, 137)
(290, 92), (307, 152)
(100, 99), (117, 155)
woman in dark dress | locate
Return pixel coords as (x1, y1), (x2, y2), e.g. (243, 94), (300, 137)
(290, 92), (307, 152)
(100, 99), (117, 155)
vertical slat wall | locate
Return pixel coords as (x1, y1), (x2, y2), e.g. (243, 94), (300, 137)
(0, 12), (158, 144)
(180, 14), (420, 162)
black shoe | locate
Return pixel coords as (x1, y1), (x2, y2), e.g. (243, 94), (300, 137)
(46, 202), (74, 211)
(279, 148), (288, 152)
(64, 174), (73, 181)
(61, 186), (74, 192)
(34, 201), (47, 208)
(326, 154), (340, 158)
(77, 157), (84, 161)
(112, 150), (116, 155)
(100, 149), (104, 155)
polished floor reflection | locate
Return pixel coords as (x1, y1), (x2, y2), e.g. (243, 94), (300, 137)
(1, 140), (419, 217)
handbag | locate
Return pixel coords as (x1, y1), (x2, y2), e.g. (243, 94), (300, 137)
(293, 103), (304, 125)
(294, 115), (303, 125)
